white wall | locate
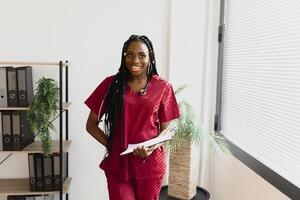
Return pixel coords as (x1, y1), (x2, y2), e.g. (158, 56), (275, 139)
(166, 0), (208, 188)
(0, 1), (167, 199)
(0, 0), (292, 200)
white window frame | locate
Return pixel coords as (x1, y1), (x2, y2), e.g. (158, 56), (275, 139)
(215, 0), (300, 199)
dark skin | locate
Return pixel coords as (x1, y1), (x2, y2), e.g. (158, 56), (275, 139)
(86, 41), (169, 158)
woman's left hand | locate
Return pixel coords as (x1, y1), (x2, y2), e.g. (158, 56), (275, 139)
(132, 144), (161, 158)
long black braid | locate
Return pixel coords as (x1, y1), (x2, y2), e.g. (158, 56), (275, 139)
(103, 35), (158, 153)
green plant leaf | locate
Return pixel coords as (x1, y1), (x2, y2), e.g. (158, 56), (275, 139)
(168, 84), (231, 155)
(27, 77), (59, 156)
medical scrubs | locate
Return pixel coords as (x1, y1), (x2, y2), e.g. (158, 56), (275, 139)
(85, 74), (180, 199)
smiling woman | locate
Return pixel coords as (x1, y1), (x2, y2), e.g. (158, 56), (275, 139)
(84, 35), (180, 200)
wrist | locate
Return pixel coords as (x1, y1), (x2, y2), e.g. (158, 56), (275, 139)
(150, 144), (161, 151)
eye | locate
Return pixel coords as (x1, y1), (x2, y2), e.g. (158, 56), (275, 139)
(139, 55), (147, 59)
(125, 53), (133, 58)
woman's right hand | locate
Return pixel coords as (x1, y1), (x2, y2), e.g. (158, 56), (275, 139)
(133, 144), (161, 158)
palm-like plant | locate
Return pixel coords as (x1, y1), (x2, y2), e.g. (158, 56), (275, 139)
(167, 85), (202, 153)
(166, 85), (230, 199)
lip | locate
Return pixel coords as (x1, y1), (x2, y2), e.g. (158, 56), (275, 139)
(129, 65), (143, 72)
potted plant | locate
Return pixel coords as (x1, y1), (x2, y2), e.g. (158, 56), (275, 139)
(27, 77), (59, 157)
(165, 85), (230, 199)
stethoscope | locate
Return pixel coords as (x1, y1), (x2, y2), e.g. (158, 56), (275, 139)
(138, 80), (149, 96)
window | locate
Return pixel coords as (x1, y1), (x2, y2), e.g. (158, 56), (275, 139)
(215, 0), (300, 199)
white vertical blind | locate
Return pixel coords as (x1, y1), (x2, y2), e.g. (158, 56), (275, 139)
(221, 0), (300, 187)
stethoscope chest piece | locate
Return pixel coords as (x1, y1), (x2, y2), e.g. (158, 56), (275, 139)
(139, 88), (146, 96)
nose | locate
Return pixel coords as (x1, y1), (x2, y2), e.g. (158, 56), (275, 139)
(133, 55), (140, 63)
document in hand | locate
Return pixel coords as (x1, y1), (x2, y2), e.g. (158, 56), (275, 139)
(120, 126), (176, 155)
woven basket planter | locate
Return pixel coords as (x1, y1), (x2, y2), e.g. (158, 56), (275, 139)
(168, 140), (198, 199)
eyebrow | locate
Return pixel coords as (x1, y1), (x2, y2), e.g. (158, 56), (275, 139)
(126, 51), (148, 54)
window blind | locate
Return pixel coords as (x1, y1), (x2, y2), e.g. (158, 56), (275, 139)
(221, 0), (300, 188)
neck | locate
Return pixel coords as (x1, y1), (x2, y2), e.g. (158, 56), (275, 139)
(128, 74), (148, 83)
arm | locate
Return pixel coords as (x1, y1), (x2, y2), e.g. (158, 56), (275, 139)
(158, 122), (170, 136)
(86, 111), (108, 148)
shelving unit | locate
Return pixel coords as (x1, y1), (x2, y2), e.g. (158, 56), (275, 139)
(0, 178), (72, 196)
(0, 102), (71, 111)
(1, 141), (72, 154)
(0, 61), (70, 200)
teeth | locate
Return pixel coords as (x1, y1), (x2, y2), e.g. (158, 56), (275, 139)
(132, 66), (141, 72)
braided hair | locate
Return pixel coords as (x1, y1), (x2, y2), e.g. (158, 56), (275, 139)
(103, 35), (158, 153)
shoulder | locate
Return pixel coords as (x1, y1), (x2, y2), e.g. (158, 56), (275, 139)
(90, 75), (116, 95)
(151, 75), (174, 90)
(96, 75), (116, 88)
(103, 75), (116, 84)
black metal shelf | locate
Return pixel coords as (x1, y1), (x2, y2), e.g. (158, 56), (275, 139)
(0, 60), (70, 200)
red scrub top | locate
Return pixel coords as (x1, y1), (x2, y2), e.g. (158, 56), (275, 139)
(85, 74), (180, 181)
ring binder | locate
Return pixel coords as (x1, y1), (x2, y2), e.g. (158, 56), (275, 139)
(7, 67), (18, 107)
(0, 67), (8, 107)
(17, 66), (33, 107)
(12, 112), (21, 150)
(28, 153), (36, 191)
(2, 112), (12, 150)
(0, 112), (2, 151)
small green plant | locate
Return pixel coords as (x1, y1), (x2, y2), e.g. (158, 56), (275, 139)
(167, 84), (230, 154)
(167, 84), (202, 153)
(27, 77), (59, 157)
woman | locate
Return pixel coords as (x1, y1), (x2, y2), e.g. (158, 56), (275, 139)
(85, 35), (180, 200)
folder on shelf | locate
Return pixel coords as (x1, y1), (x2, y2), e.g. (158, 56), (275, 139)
(11, 111), (34, 151)
(25, 197), (35, 200)
(53, 153), (60, 191)
(20, 111), (34, 149)
(0, 111), (3, 151)
(24, 197), (35, 200)
(28, 153), (36, 191)
(7, 195), (33, 199)
(7, 67), (18, 107)
(12, 112), (21, 150)
(33, 196), (44, 200)
(2, 112), (13, 150)
(17, 66), (33, 107)
(53, 153), (67, 191)
(35, 153), (44, 191)
(0, 67), (8, 107)
(43, 155), (54, 191)
(44, 195), (54, 200)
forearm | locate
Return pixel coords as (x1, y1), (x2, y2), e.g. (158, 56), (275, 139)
(157, 122), (170, 136)
(86, 125), (108, 147)
(150, 122), (170, 149)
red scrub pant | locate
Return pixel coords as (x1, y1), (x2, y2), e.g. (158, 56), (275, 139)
(105, 171), (163, 200)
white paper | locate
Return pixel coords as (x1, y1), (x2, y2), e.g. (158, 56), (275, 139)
(120, 126), (176, 155)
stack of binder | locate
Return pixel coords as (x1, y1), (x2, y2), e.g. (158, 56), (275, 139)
(0, 66), (34, 108)
(7, 195), (55, 200)
(7, 196), (33, 200)
(28, 153), (67, 192)
(0, 111), (34, 151)
(0, 66), (34, 151)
